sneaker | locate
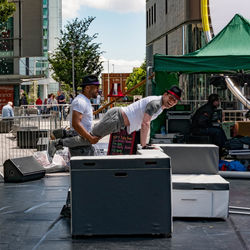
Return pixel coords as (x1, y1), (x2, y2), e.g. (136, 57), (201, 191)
(48, 139), (63, 158)
(50, 128), (65, 140)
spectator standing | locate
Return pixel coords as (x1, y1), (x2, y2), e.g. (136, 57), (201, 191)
(50, 94), (58, 111)
(35, 96), (43, 115)
(46, 94), (52, 113)
(2, 101), (14, 117)
(95, 92), (101, 119)
(57, 91), (66, 120)
(43, 96), (48, 114)
(67, 94), (74, 117)
(20, 93), (28, 116)
(69, 94), (74, 104)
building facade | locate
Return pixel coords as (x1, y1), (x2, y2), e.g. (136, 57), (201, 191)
(146, 0), (215, 104)
(19, 0), (62, 100)
(0, 0), (43, 109)
(146, 0), (242, 110)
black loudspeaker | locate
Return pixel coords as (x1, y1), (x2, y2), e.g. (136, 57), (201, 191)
(3, 156), (46, 183)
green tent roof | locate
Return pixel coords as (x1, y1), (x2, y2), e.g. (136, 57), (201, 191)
(154, 14), (250, 73)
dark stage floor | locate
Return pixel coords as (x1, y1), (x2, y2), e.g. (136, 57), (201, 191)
(0, 174), (250, 250)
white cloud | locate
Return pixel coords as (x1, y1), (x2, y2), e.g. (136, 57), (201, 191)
(210, 0), (250, 35)
(62, 0), (145, 19)
(101, 57), (143, 73)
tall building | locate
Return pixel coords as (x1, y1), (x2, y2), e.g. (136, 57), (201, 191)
(146, 0), (210, 101)
(0, 0), (43, 109)
(19, 0), (62, 100)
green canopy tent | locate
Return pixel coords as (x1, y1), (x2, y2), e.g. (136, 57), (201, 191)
(154, 14), (250, 74)
(151, 14), (250, 137)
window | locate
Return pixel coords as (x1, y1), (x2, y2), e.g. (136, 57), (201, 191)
(166, 35), (168, 55)
(43, 39), (47, 47)
(146, 11), (148, 28)
(151, 6), (153, 25)
(149, 8), (151, 27)
(43, 28), (48, 38)
(43, 8), (48, 17)
(154, 3), (156, 23)
(43, 18), (48, 27)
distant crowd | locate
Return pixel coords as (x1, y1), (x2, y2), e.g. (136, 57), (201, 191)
(2, 90), (102, 119)
(19, 91), (73, 119)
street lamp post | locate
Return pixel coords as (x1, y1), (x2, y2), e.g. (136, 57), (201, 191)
(107, 60), (110, 102)
(33, 58), (37, 103)
(71, 43), (75, 97)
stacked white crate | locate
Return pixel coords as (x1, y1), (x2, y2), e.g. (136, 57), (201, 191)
(137, 144), (229, 219)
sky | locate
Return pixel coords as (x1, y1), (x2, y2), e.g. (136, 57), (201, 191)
(210, 0), (250, 35)
(62, 0), (145, 73)
(61, 0), (250, 74)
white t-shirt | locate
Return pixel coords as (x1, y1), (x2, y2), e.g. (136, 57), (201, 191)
(70, 93), (93, 132)
(121, 96), (163, 134)
(96, 94), (101, 105)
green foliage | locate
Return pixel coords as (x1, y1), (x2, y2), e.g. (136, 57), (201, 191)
(48, 17), (103, 94)
(126, 60), (146, 97)
(0, 0), (16, 23)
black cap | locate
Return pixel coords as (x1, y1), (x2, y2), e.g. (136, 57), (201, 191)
(166, 85), (182, 100)
(81, 75), (100, 86)
(208, 93), (219, 104)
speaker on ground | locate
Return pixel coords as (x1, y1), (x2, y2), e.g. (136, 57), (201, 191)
(3, 156), (45, 183)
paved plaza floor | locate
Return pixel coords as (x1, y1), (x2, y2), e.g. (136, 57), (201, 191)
(1, 119), (250, 249)
(0, 175), (250, 250)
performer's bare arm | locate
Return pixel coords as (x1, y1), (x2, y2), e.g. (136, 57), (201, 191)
(72, 110), (100, 144)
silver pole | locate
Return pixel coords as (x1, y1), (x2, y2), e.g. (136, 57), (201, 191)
(71, 43), (75, 96)
(107, 60), (110, 102)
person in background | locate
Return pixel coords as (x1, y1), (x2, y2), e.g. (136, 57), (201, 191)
(57, 90), (66, 120)
(48, 85), (182, 157)
(46, 94), (52, 114)
(69, 94), (74, 104)
(35, 96), (43, 115)
(191, 93), (227, 156)
(95, 92), (101, 119)
(2, 101), (14, 118)
(20, 93), (28, 116)
(50, 94), (58, 111)
(66, 94), (74, 118)
(43, 96), (48, 114)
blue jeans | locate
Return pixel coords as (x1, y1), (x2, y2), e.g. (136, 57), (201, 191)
(62, 107), (125, 148)
(199, 127), (227, 148)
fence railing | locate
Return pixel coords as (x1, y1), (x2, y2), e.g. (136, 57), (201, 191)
(13, 104), (107, 121)
(0, 114), (62, 167)
(223, 110), (249, 122)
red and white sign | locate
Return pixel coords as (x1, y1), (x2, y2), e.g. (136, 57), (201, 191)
(0, 85), (14, 111)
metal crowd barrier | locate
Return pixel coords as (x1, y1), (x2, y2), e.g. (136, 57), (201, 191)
(0, 115), (62, 167)
(17, 104), (108, 121)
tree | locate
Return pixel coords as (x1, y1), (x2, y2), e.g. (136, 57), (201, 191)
(0, 0), (16, 23)
(49, 17), (103, 94)
(126, 60), (146, 98)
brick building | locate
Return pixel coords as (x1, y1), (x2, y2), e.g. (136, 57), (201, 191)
(101, 73), (130, 101)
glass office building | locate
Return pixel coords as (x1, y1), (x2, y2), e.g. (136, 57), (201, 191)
(0, 18), (14, 75)
(19, 0), (62, 99)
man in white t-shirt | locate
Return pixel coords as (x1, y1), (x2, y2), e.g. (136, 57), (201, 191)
(48, 75), (100, 157)
(48, 85), (182, 157)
